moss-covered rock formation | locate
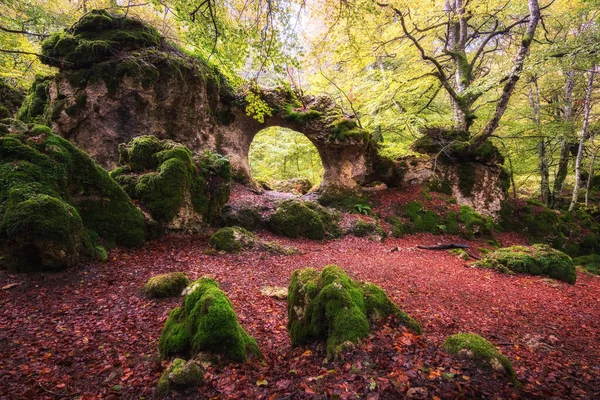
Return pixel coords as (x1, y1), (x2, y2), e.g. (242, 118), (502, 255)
(143, 272), (190, 298)
(110, 136), (231, 230)
(157, 358), (203, 395)
(572, 254), (600, 275)
(0, 79), (25, 119)
(268, 200), (341, 240)
(209, 226), (255, 253)
(288, 265), (421, 359)
(474, 244), (576, 284)
(158, 277), (260, 362)
(444, 333), (516, 381)
(16, 76), (53, 124)
(351, 219), (385, 239)
(0, 122), (145, 272)
(219, 204), (262, 231)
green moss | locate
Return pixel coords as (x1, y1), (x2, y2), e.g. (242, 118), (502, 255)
(115, 137), (231, 225)
(444, 333), (515, 381)
(268, 200), (326, 240)
(209, 226), (255, 253)
(427, 177), (453, 195)
(449, 248), (470, 260)
(0, 124), (146, 271)
(352, 220), (384, 238)
(329, 118), (368, 141)
(457, 163), (476, 196)
(0, 79), (25, 117)
(284, 104), (321, 124)
(389, 217), (405, 238)
(143, 272), (190, 298)
(474, 244), (576, 284)
(17, 76), (53, 124)
(402, 201), (440, 234)
(287, 265), (421, 359)
(573, 254), (600, 275)
(220, 204), (262, 231)
(158, 277), (261, 362)
(459, 205), (493, 239)
(157, 358), (203, 395)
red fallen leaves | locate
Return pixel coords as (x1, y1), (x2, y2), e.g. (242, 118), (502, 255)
(0, 192), (599, 398)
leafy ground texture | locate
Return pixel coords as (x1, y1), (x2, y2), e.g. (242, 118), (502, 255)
(1, 188), (600, 399)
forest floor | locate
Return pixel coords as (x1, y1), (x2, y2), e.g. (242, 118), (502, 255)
(1, 188), (600, 399)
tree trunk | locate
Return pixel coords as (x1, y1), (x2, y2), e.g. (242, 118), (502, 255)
(585, 151), (596, 206)
(569, 65), (595, 211)
(550, 70), (577, 208)
(528, 77), (550, 205)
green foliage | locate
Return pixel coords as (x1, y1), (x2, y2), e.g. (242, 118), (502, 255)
(573, 254), (600, 275)
(158, 277), (261, 362)
(354, 203), (372, 215)
(0, 123), (146, 271)
(249, 127), (323, 186)
(475, 244), (577, 284)
(444, 333), (516, 381)
(268, 199), (341, 240)
(209, 226), (255, 253)
(113, 136), (231, 224)
(287, 265), (421, 359)
(143, 272), (190, 298)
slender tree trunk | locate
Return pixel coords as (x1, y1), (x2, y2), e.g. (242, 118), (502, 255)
(528, 77), (550, 205)
(569, 65), (595, 211)
(550, 70), (576, 208)
(585, 151), (596, 206)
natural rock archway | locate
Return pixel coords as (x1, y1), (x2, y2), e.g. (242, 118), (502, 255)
(26, 11), (381, 193)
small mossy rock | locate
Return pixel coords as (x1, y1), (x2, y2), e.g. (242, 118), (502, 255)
(0, 123), (145, 271)
(271, 178), (313, 195)
(268, 200), (341, 240)
(287, 265), (421, 359)
(474, 244), (576, 284)
(220, 204), (262, 231)
(573, 254), (600, 275)
(143, 272), (190, 298)
(443, 333), (516, 381)
(351, 219), (384, 239)
(157, 358), (203, 395)
(158, 277), (260, 362)
(112, 136), (231, 229)
(209, 227), (255, 253)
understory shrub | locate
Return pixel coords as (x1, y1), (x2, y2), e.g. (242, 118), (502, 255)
(158, 277), (260, 362)
(474, 244), (576, 284)
(287, 265), (421, 359)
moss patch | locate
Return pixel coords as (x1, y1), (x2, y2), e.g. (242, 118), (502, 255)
(444, 333), (515, 381)
(112, 136), (231, 225)
(17, 76), (53, 124)
(288, 265), (421, 359)
(158, 277), (261, 362)
(268, 200), (341, 240)
(157, 358), (203, 395)
(352, 219), (384, 239)
(474, 244), (576, 284)
(143, 272), (190, 298)
(0, 122), (145, 271)
(573, 254), (600, 275)
(209, 226), (255, 253)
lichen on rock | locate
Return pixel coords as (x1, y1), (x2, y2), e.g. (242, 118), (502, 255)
(0, 122), (146, 271)
(443, 333), (516, 381)
(474, 244), (576, 284)
(287, 265), (421, 359)
(111, 136), (231, 230)
(158, 277), (260, 362)
(143, 272), (190, 298)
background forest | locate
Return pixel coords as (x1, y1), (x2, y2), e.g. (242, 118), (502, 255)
(1, 0), (599, 200)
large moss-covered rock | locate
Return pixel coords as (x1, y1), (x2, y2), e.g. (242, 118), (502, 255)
(268, 200), (341, 240)
(0, 123), (146, 271)
(158, 277), (260, 362)
(474, 244), (576, 284)
(157, 358), (203, 395)
(111, 136), (231, 230)
(17, 76), (53, 124)
(444, 333), (516, 381)
(143, 272), (190, 298)
(288, 265), (421, 359)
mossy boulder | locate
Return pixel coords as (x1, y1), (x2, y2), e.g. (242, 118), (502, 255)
(0, 123), (145, 272)
(444, 333), (516, 381)
(17, 75), (53, 124)
(219, 204), (262, 231)
(288, 265), (421, 359)
(474, 244), (576, 284)
(0, 79), (25, 118)
(111, 136), (231, 229)
(158, 277), (260, 362)
(143, 272), (190, 298)
(351, 219), (385, 239)
(209, 227), (255, 253)
(268, 200), (341, 240)
(40, 10), (161, 70)
(573, 254), (600, 275)
(157, 358), (203, 395)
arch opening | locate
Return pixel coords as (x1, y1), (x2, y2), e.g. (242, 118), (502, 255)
(248, 127), (324, 193)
